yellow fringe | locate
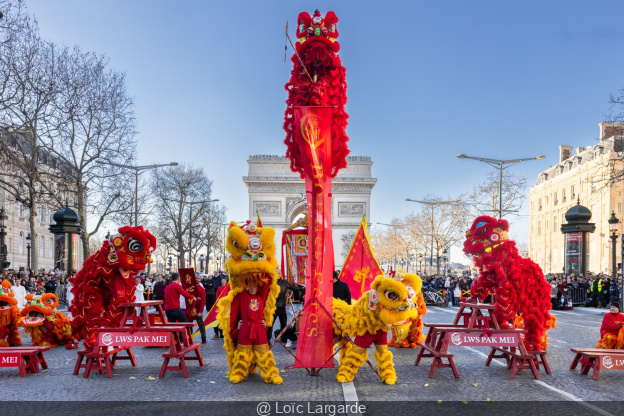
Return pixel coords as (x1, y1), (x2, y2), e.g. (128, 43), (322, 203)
(254, 348), (283, 384)
(337, 345), (367, 383)
(375, 346), (397, 385)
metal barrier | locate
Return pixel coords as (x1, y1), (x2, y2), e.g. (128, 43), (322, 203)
(568, 287), (587, 306)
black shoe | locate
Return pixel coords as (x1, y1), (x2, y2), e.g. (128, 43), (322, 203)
(202, 339), (207, 344)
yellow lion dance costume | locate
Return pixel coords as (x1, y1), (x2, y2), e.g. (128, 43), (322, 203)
(20, 294), (73, 347)
(217, 221), (282, 384)
(333, 271), (423, 384)
(388, 290), (427, 348)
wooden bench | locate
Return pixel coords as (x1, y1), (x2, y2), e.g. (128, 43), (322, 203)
(414, 342), (459, 378)
(485, 346), (540, 379)
(84, 346), (137, 378)
(0, 346), (50, 377)
(570, 348), (622, 370)
(569, 348), (624, 380)
(159, 343), (203, 378)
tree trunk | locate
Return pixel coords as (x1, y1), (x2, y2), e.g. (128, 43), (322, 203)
(29, 203), (38, 272)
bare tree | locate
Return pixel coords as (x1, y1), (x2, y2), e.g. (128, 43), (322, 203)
(467, 171), (527, 218)
(152, 165), (216, 268)
(42, 46), (137, 257)
(0, 15), (59, 271)
(196, 203), (226, 273)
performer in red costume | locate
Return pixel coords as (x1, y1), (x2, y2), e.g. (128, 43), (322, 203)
(229, 283), (269, 346)
(596, 302), (624, 349)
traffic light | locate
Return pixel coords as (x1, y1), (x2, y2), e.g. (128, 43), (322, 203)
(167, 257), (172, 267)
(2, 260), (10, 269)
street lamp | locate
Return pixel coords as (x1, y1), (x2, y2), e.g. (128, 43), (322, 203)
(608, 212), (619, 281)
(418, 254), (423, 274)
(199, 253), (205, 273)
(456, 154), (545, 219)
(0, 207), (8, 273)
(96, 160), (178, 226)
(26, 233), (31, 271)
(442, 247), (448, 273)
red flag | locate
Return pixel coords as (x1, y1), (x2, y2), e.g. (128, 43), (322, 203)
(178, 268), (200, 320)
(192, 285), (230, 338)
(293, 106), (335, 369)
(339, 215), (384, 300)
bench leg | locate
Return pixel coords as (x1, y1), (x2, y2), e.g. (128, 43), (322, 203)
(509, 358), (518, 379)
(128, 348), (138, 366)
(159, 357), (170, 379)
(449, 357), (459, 378)
(180, 357), (188, 378)
(18, 357), (28, 377)
(528, 358), (540, 380)
(570, 352), (581, 370)
(485, 349), (495, 367)
(73, 354), (84, 376)
(104, 356), (113, 378)
(580, 358), (593, 376)
(540, 354), (552, 376)
(592, 360), (601, 380)
(38, 352), (48, 370)
(415, 347), (425, 366)
(195, 348), (204, 366)
(83, 358), (93, 378)
(429, 357), (440, 378)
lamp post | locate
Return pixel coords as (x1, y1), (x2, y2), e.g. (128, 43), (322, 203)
(0, 207), (8, 273)
(456, 154), (545, 219)
(96, 160), (178, 226)
(418, 254), (423, 274)
(199, 253), (205, 273)
(26, 233), (31, 271)
(608, 212), (619, 281)
(442, 246), (448, 273)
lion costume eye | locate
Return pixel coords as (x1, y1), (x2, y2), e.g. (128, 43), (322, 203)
(232, 239), (240, 248)
(127, 238), (143, 253)
(385, 291), (399, 301)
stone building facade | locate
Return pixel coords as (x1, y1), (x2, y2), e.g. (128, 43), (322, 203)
(243, 155), (376, 268)
(528, 122), (624, 274)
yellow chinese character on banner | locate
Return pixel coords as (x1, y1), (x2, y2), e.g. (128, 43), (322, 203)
(353, 267), (372, 294)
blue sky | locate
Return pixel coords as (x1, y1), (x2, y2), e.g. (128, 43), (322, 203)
(25, 1), (624, 262)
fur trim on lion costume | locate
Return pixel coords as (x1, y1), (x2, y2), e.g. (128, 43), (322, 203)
(0, 281), (22, 347)
(217, 221), (281, 384)
(20, 293), (73, 347)
(333, 271), (423, 384)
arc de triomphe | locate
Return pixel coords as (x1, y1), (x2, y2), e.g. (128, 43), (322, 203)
(243, 155), (376, 268)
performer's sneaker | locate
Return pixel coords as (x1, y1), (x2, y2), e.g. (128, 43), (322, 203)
(285, 340), (292, 348)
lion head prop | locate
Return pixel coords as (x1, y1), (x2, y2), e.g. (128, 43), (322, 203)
(0, 281), (21, 347)
(20, 294), (73, 347)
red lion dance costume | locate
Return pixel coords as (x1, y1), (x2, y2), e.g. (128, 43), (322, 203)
(0, 281), (22, 347)
(283, 9), (349, 178)
(20, 294), (73, 347)
(69, 226), (156, 349)
(463, 216), (555, 351)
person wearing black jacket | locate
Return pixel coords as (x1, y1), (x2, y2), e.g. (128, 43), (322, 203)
(267, 269), (303, 344)
(44, 276), (58, 294)
(332, 271), (351, 305)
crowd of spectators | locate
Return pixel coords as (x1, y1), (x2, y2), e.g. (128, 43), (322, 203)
(545, 272), (621, 310)
(419, 270), (476, 306)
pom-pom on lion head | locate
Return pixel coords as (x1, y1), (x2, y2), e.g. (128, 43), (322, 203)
(20, 294), (58, 327)
(101, 225), (156, 279)
(225, 221), (278, 289)
(463, 216), (509, 256)
(366, 271), (422, 340)
(0, 280), (17, 311)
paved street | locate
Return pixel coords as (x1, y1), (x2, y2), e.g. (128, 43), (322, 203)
(1, 304), (622, 415)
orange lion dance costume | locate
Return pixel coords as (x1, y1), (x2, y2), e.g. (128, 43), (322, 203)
(20, 294), (73, 347)
(463, 216), (555, 351)
(388, 289), (428, 348)
(0, 281), (22, 347)
(69, 226), (156, 349)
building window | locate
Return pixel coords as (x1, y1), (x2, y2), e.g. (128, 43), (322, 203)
(18, 232), (24, 255)
(39, 207), (45, 223)
(538, 221), (542, 236)
(562, 189), (566, 202)
(539, 198), (543, 211)
(554, 192), (558, 205)
(49, 237), (53, 258)
(49, 209), (54, 224)
(39, 235), (44, 258)
(571, 185), (575, 198)
(18, 202), (24, 217)
(618, 203), (622, 214)
(554, 215), (558, 232)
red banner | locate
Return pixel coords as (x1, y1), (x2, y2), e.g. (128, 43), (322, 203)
(98, 331), (171, 347)
(599, 355), (624, 370)
(340, 215), (383, 300)
(448, 332), (518, 347)
(0, 353), (21, 367)
(179, 268), (200, 320)
(293, 106), (335, 369)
